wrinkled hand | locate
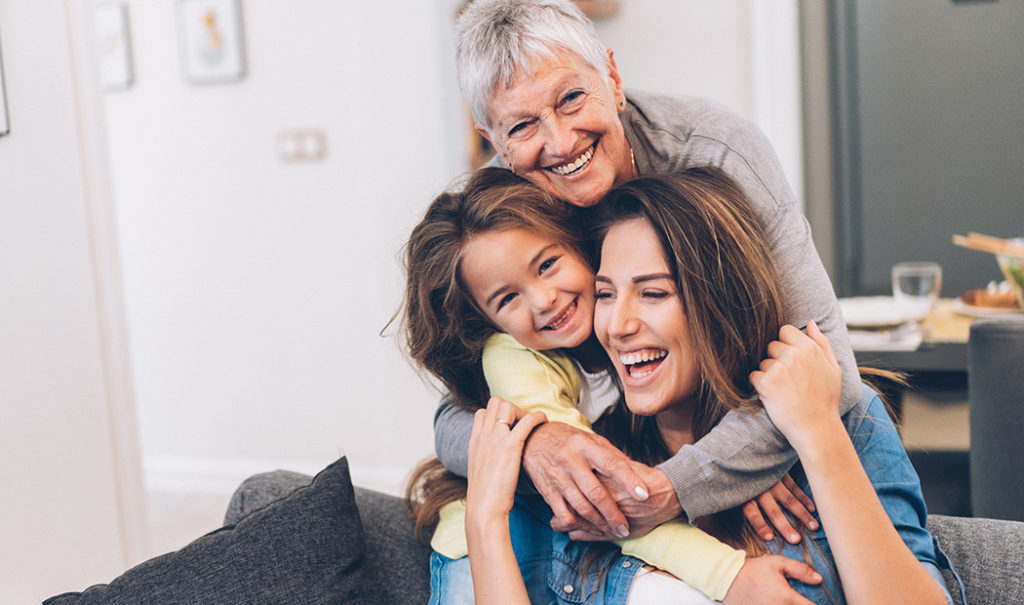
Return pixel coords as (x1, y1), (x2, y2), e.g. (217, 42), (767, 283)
(560, 460), (682, 541)
(466, 397), (547, 522)
(521, 422), (650, 539)
(722, 555), (821, 605)
(742, 474), (819, 543)
(749, 321), (842, 452)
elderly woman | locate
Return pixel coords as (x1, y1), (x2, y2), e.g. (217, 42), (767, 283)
(434, 0), (861, 546)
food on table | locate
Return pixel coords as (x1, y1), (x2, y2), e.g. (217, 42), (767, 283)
(962, 281), (1020, 309)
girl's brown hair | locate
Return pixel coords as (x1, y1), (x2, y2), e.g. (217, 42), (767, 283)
(591, 168), (786, 554)
(402, 167), (584, 538)
(402, 166), (585, 410)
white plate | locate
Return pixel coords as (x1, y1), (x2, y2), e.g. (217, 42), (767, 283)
(952, 297), (1023, 318)
(839, 296), (908, 328)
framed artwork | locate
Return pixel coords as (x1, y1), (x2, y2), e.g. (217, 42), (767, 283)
(0, 29), (8, 137)
(177, 0), (246, 85)
(95, 3), (134, 91)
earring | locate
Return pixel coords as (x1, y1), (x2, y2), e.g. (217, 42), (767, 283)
(619, 100), (625, 108)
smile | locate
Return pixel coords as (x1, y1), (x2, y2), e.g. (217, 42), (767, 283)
(548, 144), (595, 176)
(619, 348), (668, 378)
(541, 299), (578, 331)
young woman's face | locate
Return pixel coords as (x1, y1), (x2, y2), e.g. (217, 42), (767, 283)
(594, 218), (700, 418)
(461, 227), (595, 351)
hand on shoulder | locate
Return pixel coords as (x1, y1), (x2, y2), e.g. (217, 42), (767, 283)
(749, 321), (844, 452)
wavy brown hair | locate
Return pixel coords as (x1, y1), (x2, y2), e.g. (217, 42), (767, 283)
(401, 167), (585, 410)
(589, 168), (786, 555)
(402, 167), (585, 537)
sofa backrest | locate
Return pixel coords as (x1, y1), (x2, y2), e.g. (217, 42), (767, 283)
(354, 487), (431, 603)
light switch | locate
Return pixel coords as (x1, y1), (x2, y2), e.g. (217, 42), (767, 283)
(277, 129), (327, 162)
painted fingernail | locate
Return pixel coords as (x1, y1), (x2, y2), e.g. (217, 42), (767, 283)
(789, 533), (800, 543)
(808, 520), (819, 530)
(634, 486), (649, 500)
(616, 525), (629, 538)
(763, 531), (774, 540)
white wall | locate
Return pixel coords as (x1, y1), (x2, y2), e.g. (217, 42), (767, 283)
(101, 0), (803, 499)
(105, 0), (466, 496)
(0, 1), (145, 601)
(594, 0), (804, 204)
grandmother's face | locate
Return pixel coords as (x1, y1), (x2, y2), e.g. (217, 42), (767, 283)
(480, 49), (634, 208)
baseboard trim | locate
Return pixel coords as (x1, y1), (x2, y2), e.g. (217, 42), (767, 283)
(143, 456), (410, 498)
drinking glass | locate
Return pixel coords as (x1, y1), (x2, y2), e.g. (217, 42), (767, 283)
(892, 261), (942, 326)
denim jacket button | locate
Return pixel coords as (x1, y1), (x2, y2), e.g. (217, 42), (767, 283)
(563, 584), (575, 594)
(622, 561), (632, 568)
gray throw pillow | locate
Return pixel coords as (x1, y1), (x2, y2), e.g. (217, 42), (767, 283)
(44, 456), (376, 605)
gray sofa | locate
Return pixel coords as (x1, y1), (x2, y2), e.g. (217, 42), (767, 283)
(44, 455), (1024, 604)
(225, 467), (1024, 605)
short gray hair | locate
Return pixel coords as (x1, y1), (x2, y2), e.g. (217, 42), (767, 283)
(456, 0), (609, 132)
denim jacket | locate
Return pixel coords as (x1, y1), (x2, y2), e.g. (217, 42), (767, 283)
(430, 384), (962, 605)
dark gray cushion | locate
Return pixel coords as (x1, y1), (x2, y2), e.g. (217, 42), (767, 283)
(927, 514), (1024, 605)
(224, 469), (432, 604)
(224, 469), (315, 526)
(45, 457), (376, 605)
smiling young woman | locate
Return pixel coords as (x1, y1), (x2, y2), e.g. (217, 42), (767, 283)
(594, 217), (702, 449)
(587, 169), (954, 604)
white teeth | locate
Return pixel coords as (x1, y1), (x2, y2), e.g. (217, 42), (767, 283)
(543, 300), (576, 331)
(619, 350), (666, 366)
(549, 146), (594, 175)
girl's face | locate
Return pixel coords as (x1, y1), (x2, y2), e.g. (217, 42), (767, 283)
(460, 227), (595, 351)
(594, 218), (700, 420)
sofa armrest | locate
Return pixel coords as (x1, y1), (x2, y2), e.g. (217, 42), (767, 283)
(927, 514), (1024, 605)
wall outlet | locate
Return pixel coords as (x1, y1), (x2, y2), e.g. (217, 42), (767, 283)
(277, 129), (327, 162)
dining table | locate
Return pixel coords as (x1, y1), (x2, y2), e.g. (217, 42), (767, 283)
(851, 298), (975, 421)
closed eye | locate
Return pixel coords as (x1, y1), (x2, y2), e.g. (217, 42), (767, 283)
(508, 119), (535, 139)
(496, 292), (518, 311)
(560, 90), (585, 109)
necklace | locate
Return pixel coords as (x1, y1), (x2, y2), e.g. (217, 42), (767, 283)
(630, 146), (637, 177)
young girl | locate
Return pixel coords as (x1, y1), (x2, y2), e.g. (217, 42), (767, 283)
(402, 167), (821, 604)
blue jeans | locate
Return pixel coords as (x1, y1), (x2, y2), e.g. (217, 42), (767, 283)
(431, 384), (962, 604)
(429, 494), (645, 605)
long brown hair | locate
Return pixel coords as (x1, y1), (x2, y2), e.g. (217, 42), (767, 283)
(401, 167), (585, 410)
(402, 167), (585, 537)
(590, 168), (785, 555)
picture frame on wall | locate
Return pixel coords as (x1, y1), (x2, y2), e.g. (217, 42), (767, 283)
(177, 0), (246, 85)
(95, 3), (134, 91)
(0, 29), (9, 137)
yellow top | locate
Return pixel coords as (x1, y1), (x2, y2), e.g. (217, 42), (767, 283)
(430, 333), (745, 601)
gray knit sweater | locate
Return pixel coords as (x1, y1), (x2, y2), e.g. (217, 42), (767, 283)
(433, 90), (858, 522)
